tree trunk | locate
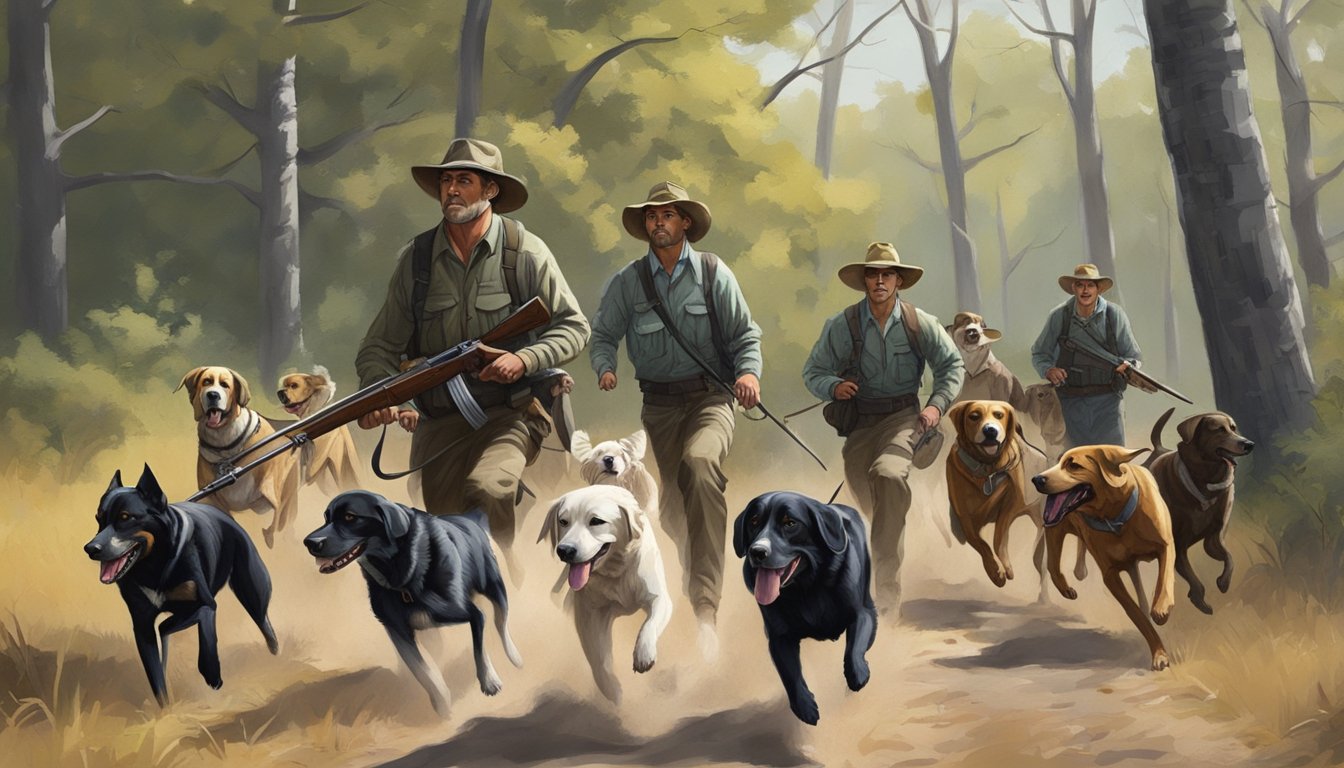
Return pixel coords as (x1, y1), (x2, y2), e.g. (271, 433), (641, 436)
(1144, 0), (1316, 448)
(814, 0), (854, 178)
(1163, 219), (1180, 381)
(996, 190), (1013, 332)
(456, 0), (491, 137)
(8, 0), (68, 340)
(1264, 9), (1330, 287)
(1068, 0), (1119, 293)
(256, 57), (304, 382)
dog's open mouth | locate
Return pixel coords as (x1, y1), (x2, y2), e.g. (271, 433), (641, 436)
(316, 541), (366, 574)
(205, 408), (226, 428)
(976, 437), (1002, 457)
(753, 555), (803, 606)
(98, 543), (141, 584)
(567, 543), (612, 591)
(282, 398), (309, 415)
(1216, 448), (1245, 468)
(1043, 484), (1095, 527)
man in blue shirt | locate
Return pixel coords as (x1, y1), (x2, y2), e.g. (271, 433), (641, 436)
(1030, 264), (1142, 447)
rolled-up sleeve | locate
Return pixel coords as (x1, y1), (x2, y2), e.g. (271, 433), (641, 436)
(803, 315), (848, 402)
(514, 238), (590, 374)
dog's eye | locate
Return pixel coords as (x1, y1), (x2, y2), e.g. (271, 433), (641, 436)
(750, 515), (761, 529)
(118, 512), (129, 522)
(1064, 458), (1079, 470)
(343, 512), (356, 522)
(559, 519), (570, 528)
(992, 411), (1004, 419)
(782, 517), (796, 529)
(969, 413), (981, 421)
(589, 517), (604, 527)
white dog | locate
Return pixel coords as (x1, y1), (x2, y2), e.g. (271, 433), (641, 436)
(538, 485), (673, 703)
(569, 429), (658, 516)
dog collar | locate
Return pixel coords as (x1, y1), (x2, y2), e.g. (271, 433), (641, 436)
(1081, 487), (1139, 534)
(203, 411), (263, 474)
(1176, 455), (1231, 510)
(956, 446), (1018, 496)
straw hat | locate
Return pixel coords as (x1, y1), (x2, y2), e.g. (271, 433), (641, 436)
(621, 181), (712, 243)
(411, 138), (529, 213)
(1057, 263), (1114, 294)
(838, 242), (925, 291)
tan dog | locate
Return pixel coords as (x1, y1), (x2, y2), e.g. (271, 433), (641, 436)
(1033, 445), (1176, 670)
(946, 313), (1027, 407)
(1144, 408), (1254, 614)
(276, 366), (361, 494)
(178, 366), (299, 548)
(945, 400), (1082, 602)
(1021, 382), (1067, 461)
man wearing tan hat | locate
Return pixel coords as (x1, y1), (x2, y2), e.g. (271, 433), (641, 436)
(589, 181), (762, 659)
(355, 137), (590, 578)
(803, 243), (964, 616)
(1030, 264), (1142, 447)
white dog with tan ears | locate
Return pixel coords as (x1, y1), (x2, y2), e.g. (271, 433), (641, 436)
(538, 485), (672, 703)
(569, 428), (658, 516)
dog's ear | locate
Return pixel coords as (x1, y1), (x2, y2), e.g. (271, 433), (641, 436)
(107, 469), (123, 492)
(569, 430), (593, 462)
(946, 401), (971, 431)
(619, 500), (644, 543)
(621, 430), (648, 461)
(229, 369), (252, 408)
(537, 496), (564, 547)
(135, 464), (168, 508)
(176, 367), (208, 402)
(809, 499), (848, 555)
(1176, 414), (1204, 444)
(1091, 446), (1151, 488)
(375, 496), (411, 539)
(733, 495), (766, 558)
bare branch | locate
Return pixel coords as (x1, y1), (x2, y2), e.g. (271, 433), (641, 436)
(63, 171), (261, 208)
(1003, 0), (1075, 41)
(300, 189), (349, 217)
(41, 0), (58, 17)
(1239, 0), (1268, 29)
(1008, 226), (1066, 275)
(48, 105), (118, 157)
(1313, 156), (1344, 193)
(1041, 0), (1076, 104)
(942, 0), (960, 70)
(299, 111), (422, 167)
(554, 36), (680, 124)
(204, 142), (258, 176)
(879, 140), (941, 173)
(1287, 0), (1321, 29)
(1275, 196), (1292, 210)
(194, 82), (261, 134)
(958, 98), (980, 141)
(762, 0), (905, 109)
(282, 2), (368, 26)
(1325, 229), (1344, 249)
(963, 127), (1040, 171)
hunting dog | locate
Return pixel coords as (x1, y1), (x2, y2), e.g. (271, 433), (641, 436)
(538, 485), (672, 703)
(84, 465), (279, 706)
(178, 366), (299, 548)
(303, 491), (522, 716)
(946, 312), (1028, 408)
(733, 491), (876, 725)
(1144, 407), (1254, 614)
(945, 400), (1084, 602)
(1033, 445), (1177, 671)
(276, 366), (362, 494)
(569, 428), (658, 515)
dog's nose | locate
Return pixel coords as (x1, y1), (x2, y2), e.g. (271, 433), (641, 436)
(556, 543), (577, 563)
(1242, 439), (1255, 452)
(749, 542), (770, 563)
(981, 423), (1000, 440)
(205, 390), (221, 402)
(303, 536), (325, 554)
(277, 390), (289, 404)
(602, 456), (615, 469)
(1031, 475), (1047, 492)
(84, 541), (102, 558)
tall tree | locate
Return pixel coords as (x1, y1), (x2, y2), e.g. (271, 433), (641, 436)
(1144, 0), (1317, 447)
(1242, 0), (1343, 288)
(456, 0), (492, 136)
(814, 0), (855, 178)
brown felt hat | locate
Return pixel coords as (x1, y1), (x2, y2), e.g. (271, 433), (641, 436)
(1058, 263), (1114, 294)
(411, 138), (529, 213)
(622, 181), (713, 243)
(838, 242), (925, 291)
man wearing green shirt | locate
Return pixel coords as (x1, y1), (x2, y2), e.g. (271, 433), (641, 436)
(355, 138), (590, 579)
(803, 243), (964, 616)
(589, 181), (762, 660)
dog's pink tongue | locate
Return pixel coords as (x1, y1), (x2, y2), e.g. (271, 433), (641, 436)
(754, 567), (784, 605)
(568, 561), (592, 591)
(315, 556), (336, 573)
(206, 410), (224, 428)
(99, 553), (128, 584)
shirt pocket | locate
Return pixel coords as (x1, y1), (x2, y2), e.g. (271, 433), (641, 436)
(682, 300), (713, 348)
(421, 293), (460, 353)
(889, 333), (921, 387)
(631, 301), (667, 361)
(473, 290), (514, 339)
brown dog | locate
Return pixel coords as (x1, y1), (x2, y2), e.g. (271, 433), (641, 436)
(1033, 445), (1176, 671)
(946, 400), (1082, 602)
(276, 366), (361, 494)
(1021, 382), (1067, 461)
(1144, 408), (1253, 614)
(178, 366), (300, 548)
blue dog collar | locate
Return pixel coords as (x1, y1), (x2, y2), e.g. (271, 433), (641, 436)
(1081, 487), (1139, 534)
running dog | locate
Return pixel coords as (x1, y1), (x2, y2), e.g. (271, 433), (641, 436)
(569, 428), (658, 515)
(303, 491), (522, 716)
(276, 366), (362, 493)
(538, 485), (672, 703)
(84, 465), (279, 706)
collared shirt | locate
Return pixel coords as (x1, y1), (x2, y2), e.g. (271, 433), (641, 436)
(802, 297), (965, 414)
(589, 242), (763, 382)
(356, 214), (591, 409)
(1030, 296), (1141, 379)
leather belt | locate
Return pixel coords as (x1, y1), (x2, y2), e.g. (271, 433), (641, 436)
(1057, 383), (1115, 398)
(639, 376), (720, 406)
(854, 394), (919, 415)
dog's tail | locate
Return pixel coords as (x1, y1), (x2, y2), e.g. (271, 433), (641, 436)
(1146, 407), (1176, 467)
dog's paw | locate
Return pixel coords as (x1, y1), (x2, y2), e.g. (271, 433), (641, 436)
(1217, 573), (1231, 593)
(1151, 604), (1171, 626)
(1151, 649), (1170, 671)
(262, 527), (275, 550)
(1055, 583), (1077, 600)
(791, 693), (820, 726)
(480, 671), (503, 696)
(844, 656), (870, 692)
(1190, 591), (1213, 615)
(984, 560), (1007, 588)
(633, 644), (657, 674)
(205, 675), (223, 690)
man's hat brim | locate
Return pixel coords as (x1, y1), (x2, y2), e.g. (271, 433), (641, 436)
(838, 261), (925, 291)
(1058, 275), (1114, 293)
(622, 199), (712, 243)
(411, 163), (529, 214)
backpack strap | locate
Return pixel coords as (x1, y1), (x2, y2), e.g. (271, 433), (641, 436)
(499, 215), (525, 310)
(842, 302), (864, 382)
(1054, 302), (1075, 370)
(407, 226), (439, 361)
(699, 252), (735, 377)
(899, 298), (926, 381)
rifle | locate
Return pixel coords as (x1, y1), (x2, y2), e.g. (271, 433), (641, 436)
(187, 297), (551, 503)
(1059, 338), (1192, 404)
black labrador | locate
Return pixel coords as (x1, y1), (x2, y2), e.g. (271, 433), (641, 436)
(733, 490), (877, 725)
(304, 490), (522, 716)
(84, 465), (279, 706)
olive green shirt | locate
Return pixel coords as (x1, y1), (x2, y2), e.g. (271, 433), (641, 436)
(356, 215), (590, 411)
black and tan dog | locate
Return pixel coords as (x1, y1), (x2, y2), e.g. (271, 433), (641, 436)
(946, 400), (1084, 602)
(304, 491), (522, 716)
(178, 366), (299, 548)
(1033, 446), (1177, 670)
(733, 491), (876, 725)
(84, 465), (279, 706)
(276, 366), (361, 494)
(1144, 407), (1254, 614)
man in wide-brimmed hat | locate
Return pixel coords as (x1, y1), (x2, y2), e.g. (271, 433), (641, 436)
(354, 137), (590, 580)
(803, 242), (964, 616)
(1030, 263), (1141, 447)
(589, 181), (762, 660)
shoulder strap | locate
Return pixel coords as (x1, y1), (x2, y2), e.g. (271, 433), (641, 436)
(698, 253), (735, 376)
(408, 226), (439, 361)
(900, 299), (924, 360)
(499, 215), (524, 309)
(843, 302), (864, 381)
(635, 259), (733, 389)
(1106, 301), (1118, 353)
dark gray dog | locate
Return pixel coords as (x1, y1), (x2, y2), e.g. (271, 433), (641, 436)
(733, 491), (877, 725)
(85, 465), (279, 706)
(303, 491), (522, 715)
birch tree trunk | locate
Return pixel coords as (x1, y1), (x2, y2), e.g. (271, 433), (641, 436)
(1144, 0), (1317, 447)
(456, 0), (491, 137)
(814, 0), (854, 178)
(1066, 0), (1118, 288)
(256, 57), (305, 382)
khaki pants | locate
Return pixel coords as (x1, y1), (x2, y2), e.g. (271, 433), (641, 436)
(842, 406), (919, 610)
(411, 403), (549, 550)
(642, 391), (735, 619)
